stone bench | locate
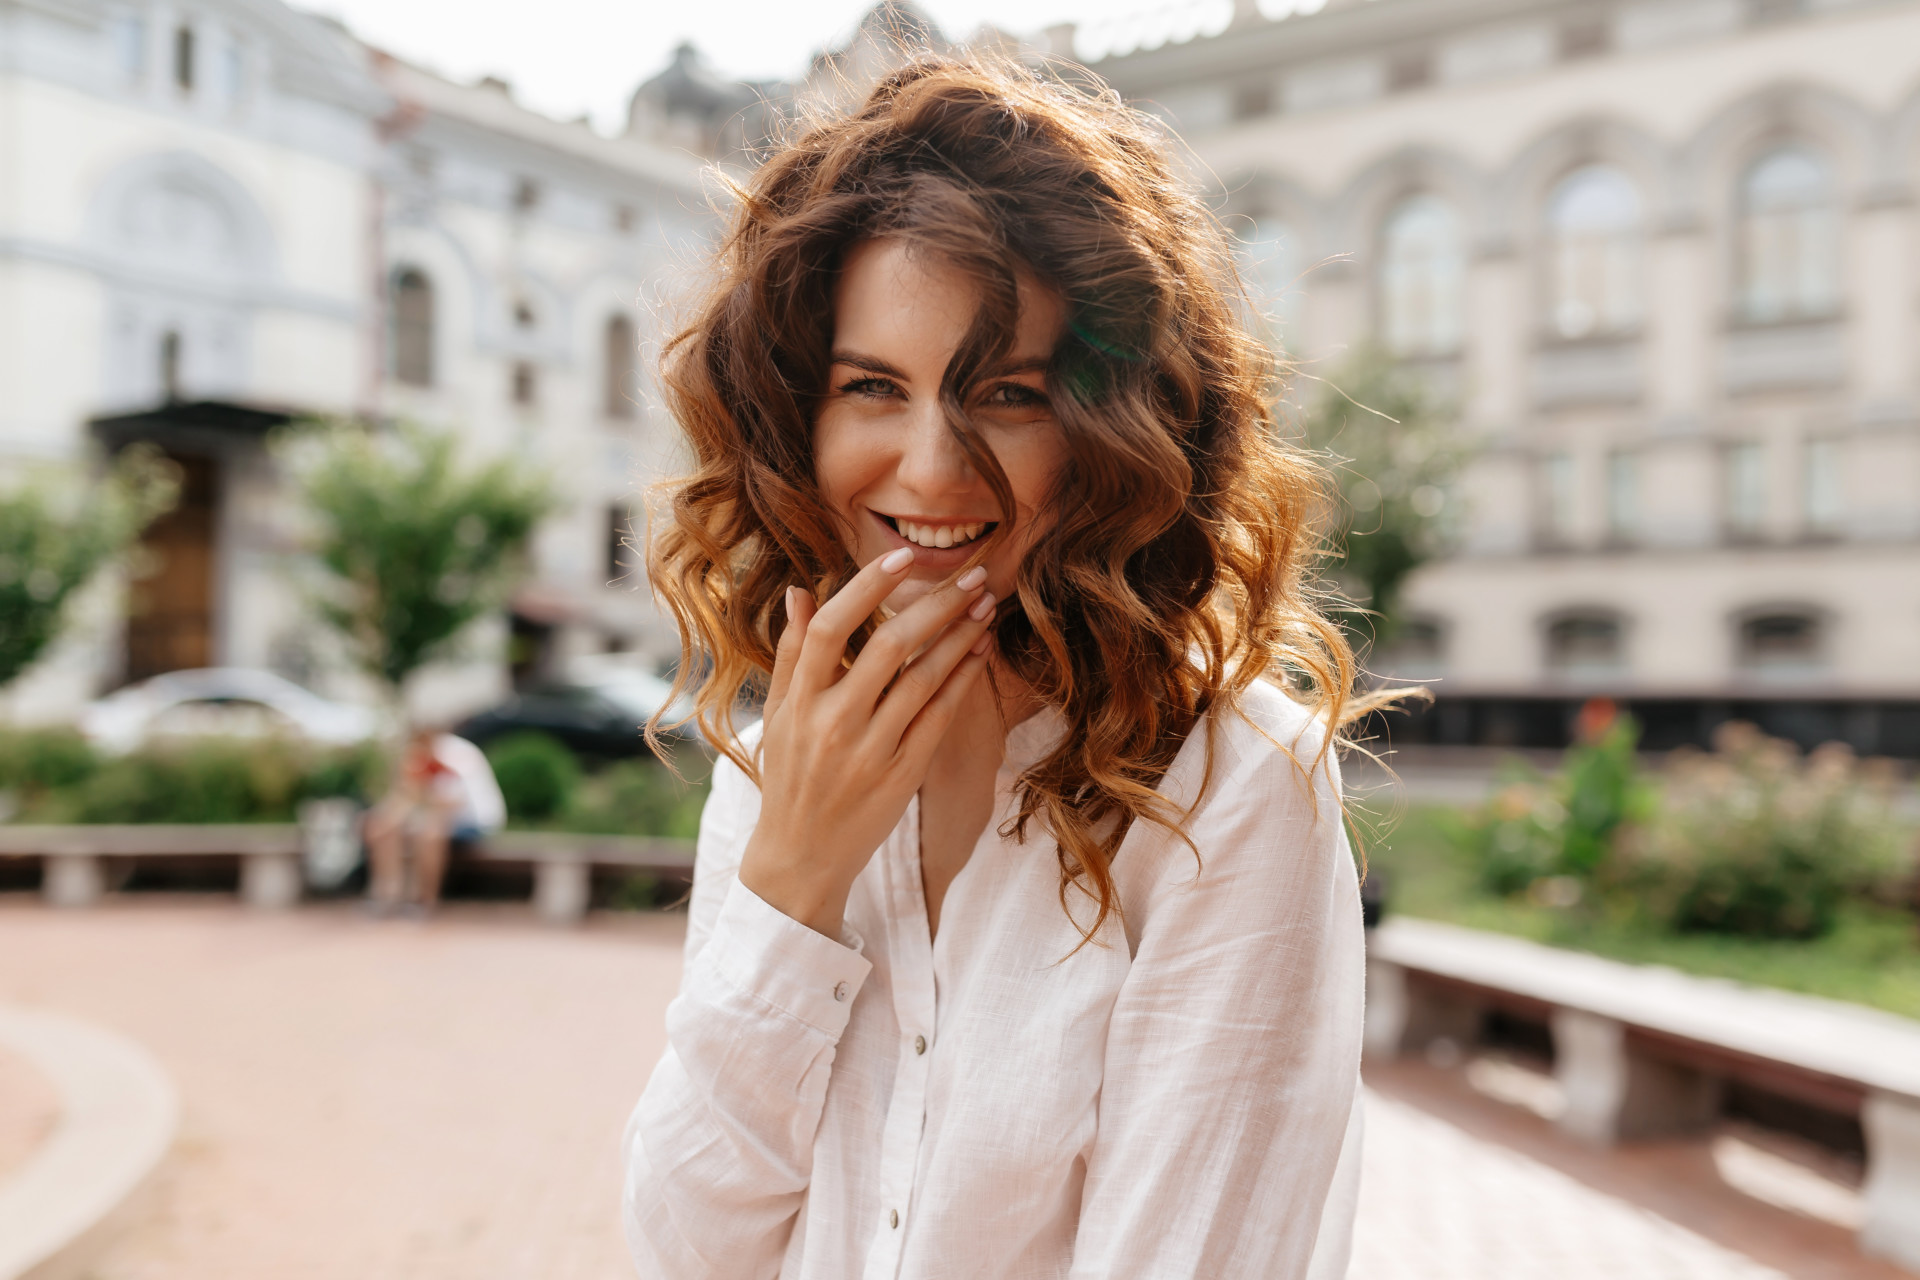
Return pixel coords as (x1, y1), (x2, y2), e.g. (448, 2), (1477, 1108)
(0, 824), (307, 909)
(0, 824), (694, 924)
(470, 830), (694, 924)
(1365, 916), (1920, 1270)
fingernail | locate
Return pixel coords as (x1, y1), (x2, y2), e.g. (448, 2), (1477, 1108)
(970, 631), (991, 654)
(783, 586), (795, 620)
(880, 546), (914, 572)
(957, 566), (987, 591)
(968, 591), (995, 621)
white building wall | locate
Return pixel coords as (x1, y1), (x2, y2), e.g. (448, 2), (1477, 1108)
(1095, 0), (1920, 736)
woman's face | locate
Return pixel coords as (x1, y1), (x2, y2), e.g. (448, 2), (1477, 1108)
(813, 238), (1068, 613)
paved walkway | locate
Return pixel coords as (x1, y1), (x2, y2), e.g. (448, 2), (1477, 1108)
(0, 899), (1905, 1279)
(0, 1043), (56, 1182)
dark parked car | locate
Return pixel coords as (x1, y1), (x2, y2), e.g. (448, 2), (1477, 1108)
(455, 671), (698, 761)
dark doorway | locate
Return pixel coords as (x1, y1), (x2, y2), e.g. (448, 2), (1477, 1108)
(125, 452), (219, 681)
(509, 611), (556, 690)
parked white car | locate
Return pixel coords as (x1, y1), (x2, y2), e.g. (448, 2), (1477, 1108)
(81, 668), (383, 755)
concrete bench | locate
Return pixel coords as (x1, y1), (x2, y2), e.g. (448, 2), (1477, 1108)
(0, 824), (694, 923)
(1366, 916), (1920, 1270)
(0, 824), (306, 909)
(470, 830), (694, 924)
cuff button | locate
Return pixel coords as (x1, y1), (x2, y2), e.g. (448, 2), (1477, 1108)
(833, 981), (849, 1002)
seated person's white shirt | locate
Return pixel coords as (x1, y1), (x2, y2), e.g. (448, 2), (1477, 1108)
(430, 733), (506, 833)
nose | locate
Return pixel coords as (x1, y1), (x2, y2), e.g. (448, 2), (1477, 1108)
(895, 395), (978, 498)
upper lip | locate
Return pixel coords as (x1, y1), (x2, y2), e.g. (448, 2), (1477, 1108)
(875, 511), (997, 524)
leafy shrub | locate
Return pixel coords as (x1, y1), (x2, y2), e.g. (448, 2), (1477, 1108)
(68, 736), (307, 823)
(1469, 777), (1567, 896)
(3, 733), (386, 824)
(562, 757), (708, 839)
(1628, 725), (1912, 940)
(0, 728), (99, 795)
(1456, 703), (1654, 898)
(486, 732), (580, 822)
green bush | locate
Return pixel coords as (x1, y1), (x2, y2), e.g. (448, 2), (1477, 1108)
(69, 736), (309, 823)
(1455, 706), (1654, 898)
(561, 757), (708, 839)
(1, 733), (387, 824)
(0, 728), (99, 795)
(486, 732), (580, 822)
(1628, 725), (1912, 940)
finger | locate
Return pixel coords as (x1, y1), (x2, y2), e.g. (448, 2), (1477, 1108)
(837, 566), (992, 711)
(867, 593), (996, 743)
(764, 586), (814, 723)
(893, 646), (993, 773)
(793, 547), (920, 694)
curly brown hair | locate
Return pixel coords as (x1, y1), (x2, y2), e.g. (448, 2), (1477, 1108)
(649, 54), (1369, 939)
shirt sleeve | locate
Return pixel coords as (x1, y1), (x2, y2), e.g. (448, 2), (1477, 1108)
(1068, 710), (1367, 1279)
(622, 744), (875, 1279)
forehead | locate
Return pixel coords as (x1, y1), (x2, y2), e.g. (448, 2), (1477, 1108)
(831, 239), (1064, 365)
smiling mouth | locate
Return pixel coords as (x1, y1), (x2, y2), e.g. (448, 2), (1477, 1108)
(879, 513), (998, 550)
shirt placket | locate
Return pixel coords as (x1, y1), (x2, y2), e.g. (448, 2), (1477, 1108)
(860, 794), (938, 1280)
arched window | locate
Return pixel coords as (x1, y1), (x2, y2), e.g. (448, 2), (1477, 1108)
(1545, 611), (1625, 676)
(1547, 165), (1642, 339)
(1736, 609), (1825, 675)
(1738, 148), (1840, 323)
(1239, 216), (1303, 347)
(1380, 194), (1464, 357)
(604, 313), (636, 419)
(389, 268), (434, 387)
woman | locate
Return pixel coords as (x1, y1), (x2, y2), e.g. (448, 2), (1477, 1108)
(625, 56), (1373, 1279)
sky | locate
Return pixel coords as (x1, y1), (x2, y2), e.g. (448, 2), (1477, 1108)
(291, 0), (1114, 135)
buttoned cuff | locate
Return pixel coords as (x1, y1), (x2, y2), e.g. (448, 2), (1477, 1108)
(703, 877), (874, 1038)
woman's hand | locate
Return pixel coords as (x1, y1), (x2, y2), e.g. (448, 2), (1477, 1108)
(739, 547), (997, 937)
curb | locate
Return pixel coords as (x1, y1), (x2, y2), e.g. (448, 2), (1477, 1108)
(0, 1006), (178, 1280)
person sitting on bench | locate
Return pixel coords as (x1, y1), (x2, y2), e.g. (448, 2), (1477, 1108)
(365, 727), (505, 915)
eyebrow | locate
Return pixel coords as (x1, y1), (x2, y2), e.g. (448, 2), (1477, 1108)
(828, 351), (1051, 380)
(829, 351), (909, 380)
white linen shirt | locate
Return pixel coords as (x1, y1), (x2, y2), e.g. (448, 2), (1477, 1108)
(622, 678), (1366, 1280)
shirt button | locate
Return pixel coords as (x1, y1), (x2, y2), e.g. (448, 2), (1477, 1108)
(914, 1035), (927, 1055)
(889, 1209), (900, 1229)
(833, 982), (848, 1002)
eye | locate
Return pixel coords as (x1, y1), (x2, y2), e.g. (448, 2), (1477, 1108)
(837, 376), (900, 399)
(983, 382), (1047, 409)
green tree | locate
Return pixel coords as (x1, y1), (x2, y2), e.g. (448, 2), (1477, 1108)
(0, 445), (177, 688)
(1294, 347), (1468, 649)
(286, 421), (555, 697)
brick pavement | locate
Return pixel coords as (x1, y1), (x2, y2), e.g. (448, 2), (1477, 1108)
(0, 898), (1905, 1279)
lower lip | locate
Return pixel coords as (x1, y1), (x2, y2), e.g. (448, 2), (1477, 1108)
(871, 511), (990, 569)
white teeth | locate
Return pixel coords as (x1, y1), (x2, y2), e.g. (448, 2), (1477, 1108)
(894, 519), (989, 548)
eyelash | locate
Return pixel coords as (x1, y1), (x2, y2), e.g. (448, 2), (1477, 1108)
(835, 378), (1048, 409)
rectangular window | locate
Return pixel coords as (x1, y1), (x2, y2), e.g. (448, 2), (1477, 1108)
(220, 42), (246, 108)
(174, 24), (195, 93)
(1804, 439), (1843, 535)
(1606, 451), (1638, 541)
(511, 361), (537, 407)
(1724, 442), (1766, 536)
(117, 15), (147, 85)
(1543, 452), (1577, 543)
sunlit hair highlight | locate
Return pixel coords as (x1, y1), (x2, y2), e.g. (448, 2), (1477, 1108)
(649, 54), (1381, 942)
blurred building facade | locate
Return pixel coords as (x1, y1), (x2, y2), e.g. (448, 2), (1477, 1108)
(0, 0), (703, 721)
(1091, 0), (1920, 754)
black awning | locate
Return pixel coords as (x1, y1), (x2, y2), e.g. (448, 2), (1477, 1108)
(89, 399), (299, 454)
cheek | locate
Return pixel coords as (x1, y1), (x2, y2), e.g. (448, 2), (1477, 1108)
(810, 410), (871, 513)
(997, 425), (1069, 526)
